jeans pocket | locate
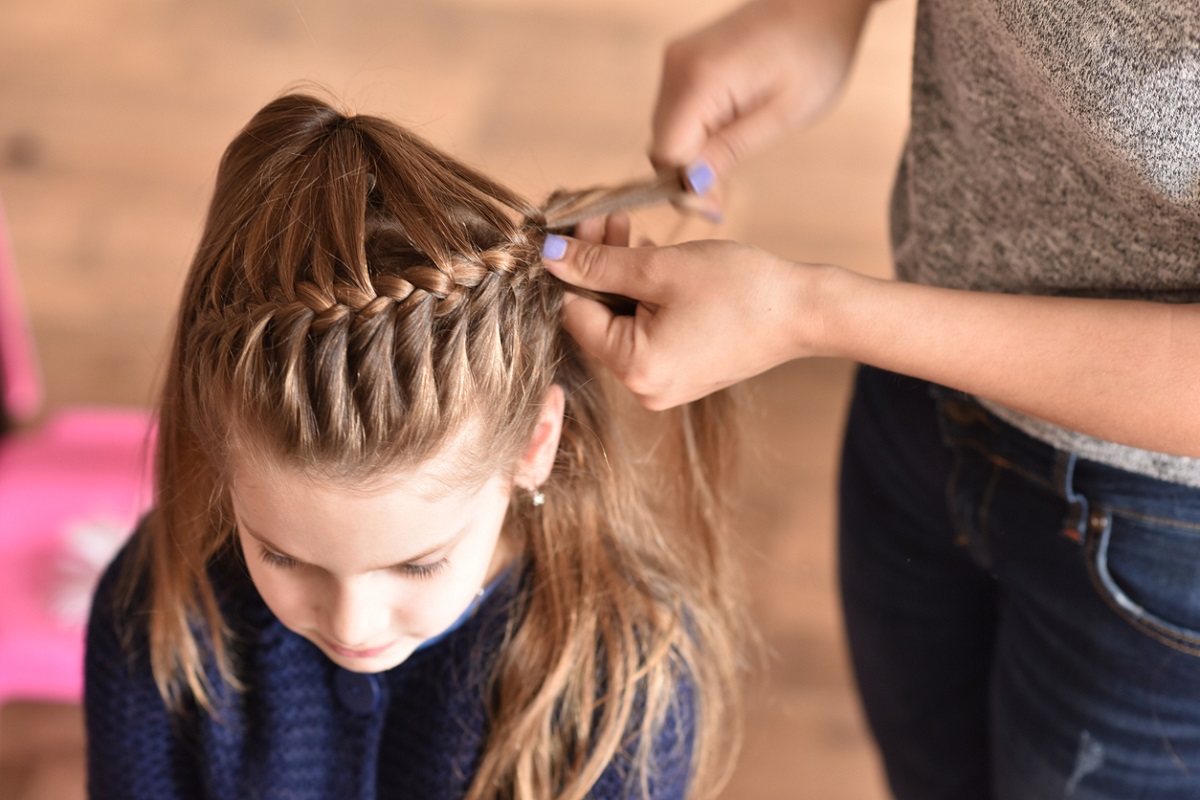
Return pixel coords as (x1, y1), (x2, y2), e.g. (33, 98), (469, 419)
(1085, 507), (1200, 657)
(943, 443), (1004, 572)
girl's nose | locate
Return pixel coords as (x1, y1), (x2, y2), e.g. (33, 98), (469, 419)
(324, 578), (391, 649)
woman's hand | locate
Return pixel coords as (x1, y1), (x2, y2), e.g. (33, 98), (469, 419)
(545, 231), (1200, 455)
(651, 0), (878, 177)
(572, 213), (633, 248)
(544, 233), (832, 409)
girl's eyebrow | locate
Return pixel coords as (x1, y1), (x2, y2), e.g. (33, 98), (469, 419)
(238, 521), (467, 571)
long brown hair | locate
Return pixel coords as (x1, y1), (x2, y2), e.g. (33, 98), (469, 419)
(119, 92), (745, 799)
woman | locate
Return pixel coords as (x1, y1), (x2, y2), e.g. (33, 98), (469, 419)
(543, 1), (1200, 797)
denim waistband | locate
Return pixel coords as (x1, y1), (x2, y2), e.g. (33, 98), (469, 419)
(929, 384), (1200, 523)
(976, 397), (1200, 489)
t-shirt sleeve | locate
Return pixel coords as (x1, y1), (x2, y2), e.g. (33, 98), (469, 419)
(84, 537), (201, 800)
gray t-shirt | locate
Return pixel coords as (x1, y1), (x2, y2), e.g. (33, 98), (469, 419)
(890, 0), (1200, 485)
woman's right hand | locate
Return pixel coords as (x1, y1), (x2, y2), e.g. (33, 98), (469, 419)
(652, 0), (879, 178)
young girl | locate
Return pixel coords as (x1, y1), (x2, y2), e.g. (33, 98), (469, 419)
(84, 92), (744, 800)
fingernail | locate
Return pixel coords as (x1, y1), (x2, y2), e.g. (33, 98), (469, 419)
(684, 160), (716, 195)
(542, 234), (567, 261)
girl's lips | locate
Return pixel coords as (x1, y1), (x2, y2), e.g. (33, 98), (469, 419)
(323, 638), (396, 659)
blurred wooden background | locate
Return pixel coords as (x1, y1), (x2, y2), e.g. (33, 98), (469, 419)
(0, 0), (917, 797)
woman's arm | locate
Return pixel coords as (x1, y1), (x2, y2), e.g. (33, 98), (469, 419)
(820, 268), (1200, 458)
(543, 238), (1200, 458)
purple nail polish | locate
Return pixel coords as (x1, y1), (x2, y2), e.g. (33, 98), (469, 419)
(542, 234), (567, 261)
(685, 160), (716, 195)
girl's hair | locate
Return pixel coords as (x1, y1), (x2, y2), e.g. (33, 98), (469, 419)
(119, 92), (745, 799)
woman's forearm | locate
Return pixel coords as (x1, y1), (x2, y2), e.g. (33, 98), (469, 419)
(543, 236), (1199, 449)
(817, 268), (1200, 457)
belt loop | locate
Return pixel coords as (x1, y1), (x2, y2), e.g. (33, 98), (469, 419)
(1055, 450), (1089, 542)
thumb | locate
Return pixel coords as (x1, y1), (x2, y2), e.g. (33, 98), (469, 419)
(541, 234), (658, 301)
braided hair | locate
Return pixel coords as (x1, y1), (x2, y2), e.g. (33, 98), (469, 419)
(123, 93), (745, 800)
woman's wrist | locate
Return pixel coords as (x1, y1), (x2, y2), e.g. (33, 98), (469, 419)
(785, 261), (869, 363)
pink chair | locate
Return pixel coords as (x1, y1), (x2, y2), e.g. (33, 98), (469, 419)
(0, 197), (155, 703)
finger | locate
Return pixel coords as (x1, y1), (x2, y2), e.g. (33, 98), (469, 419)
(671, 192), (725, 225)
(603, 213), (631, 247)
(650, 103), (709, 173)
(650, 42), (729, 168)
(696, 102), (792, 180)
(542, 235), (662, 301)
(558, 292), (637, 377)
(653, 73), (754, 177)
(573, 215), (606, 244)
(652, 67), (790, 179)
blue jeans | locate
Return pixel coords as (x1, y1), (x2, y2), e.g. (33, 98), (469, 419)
(838, 365), (1200, 799)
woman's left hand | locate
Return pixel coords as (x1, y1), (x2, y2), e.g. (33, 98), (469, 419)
(544, 233), (830, 410)
(572, 213), (633, 248)
(546, 230), (1200, 457)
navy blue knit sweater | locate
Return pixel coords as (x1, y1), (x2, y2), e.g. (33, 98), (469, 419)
(85, 534), (695, 799)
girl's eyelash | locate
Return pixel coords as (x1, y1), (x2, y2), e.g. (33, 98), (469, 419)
(258, 544), (447, 579)
(398, 559), (449, 579)
(258, 547), (299, 570)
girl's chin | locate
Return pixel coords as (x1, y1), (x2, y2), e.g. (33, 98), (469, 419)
(324, 645), (416, 673)
(313, 636), (420, 673)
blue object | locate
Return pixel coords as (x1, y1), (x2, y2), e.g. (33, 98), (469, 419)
(839, 365), (1200, 800)
(334, 669), (381, 715)
(683, 160), (715, 196)
(541, 233), (567, 261)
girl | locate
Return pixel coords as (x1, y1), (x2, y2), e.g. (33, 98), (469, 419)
(85, 92), (744, 800)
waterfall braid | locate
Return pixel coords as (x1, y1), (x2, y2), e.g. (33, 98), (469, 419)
(119, 92), (746, 800)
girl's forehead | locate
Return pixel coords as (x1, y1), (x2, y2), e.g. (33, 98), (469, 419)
(228, 417), (505, 501)
(231, 454), (495, 510)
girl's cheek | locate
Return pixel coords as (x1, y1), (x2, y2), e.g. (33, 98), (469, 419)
(397, 577), (476, 637)
(249, 567), (315, 624)
(386, 578), (443, 627)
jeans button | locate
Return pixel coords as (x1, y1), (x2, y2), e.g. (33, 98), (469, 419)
(334, 669), (382, 714)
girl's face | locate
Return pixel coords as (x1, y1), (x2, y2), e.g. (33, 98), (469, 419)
(229, 387), (564, 674)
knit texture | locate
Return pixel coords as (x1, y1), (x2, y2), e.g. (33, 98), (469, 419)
(893, 0), (1200, 483)
(85, 532), (695, 799)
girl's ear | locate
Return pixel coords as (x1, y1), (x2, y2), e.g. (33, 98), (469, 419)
(514, 384), (565, 490)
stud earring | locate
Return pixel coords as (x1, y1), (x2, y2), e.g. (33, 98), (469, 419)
(530, 487), (546, 507)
